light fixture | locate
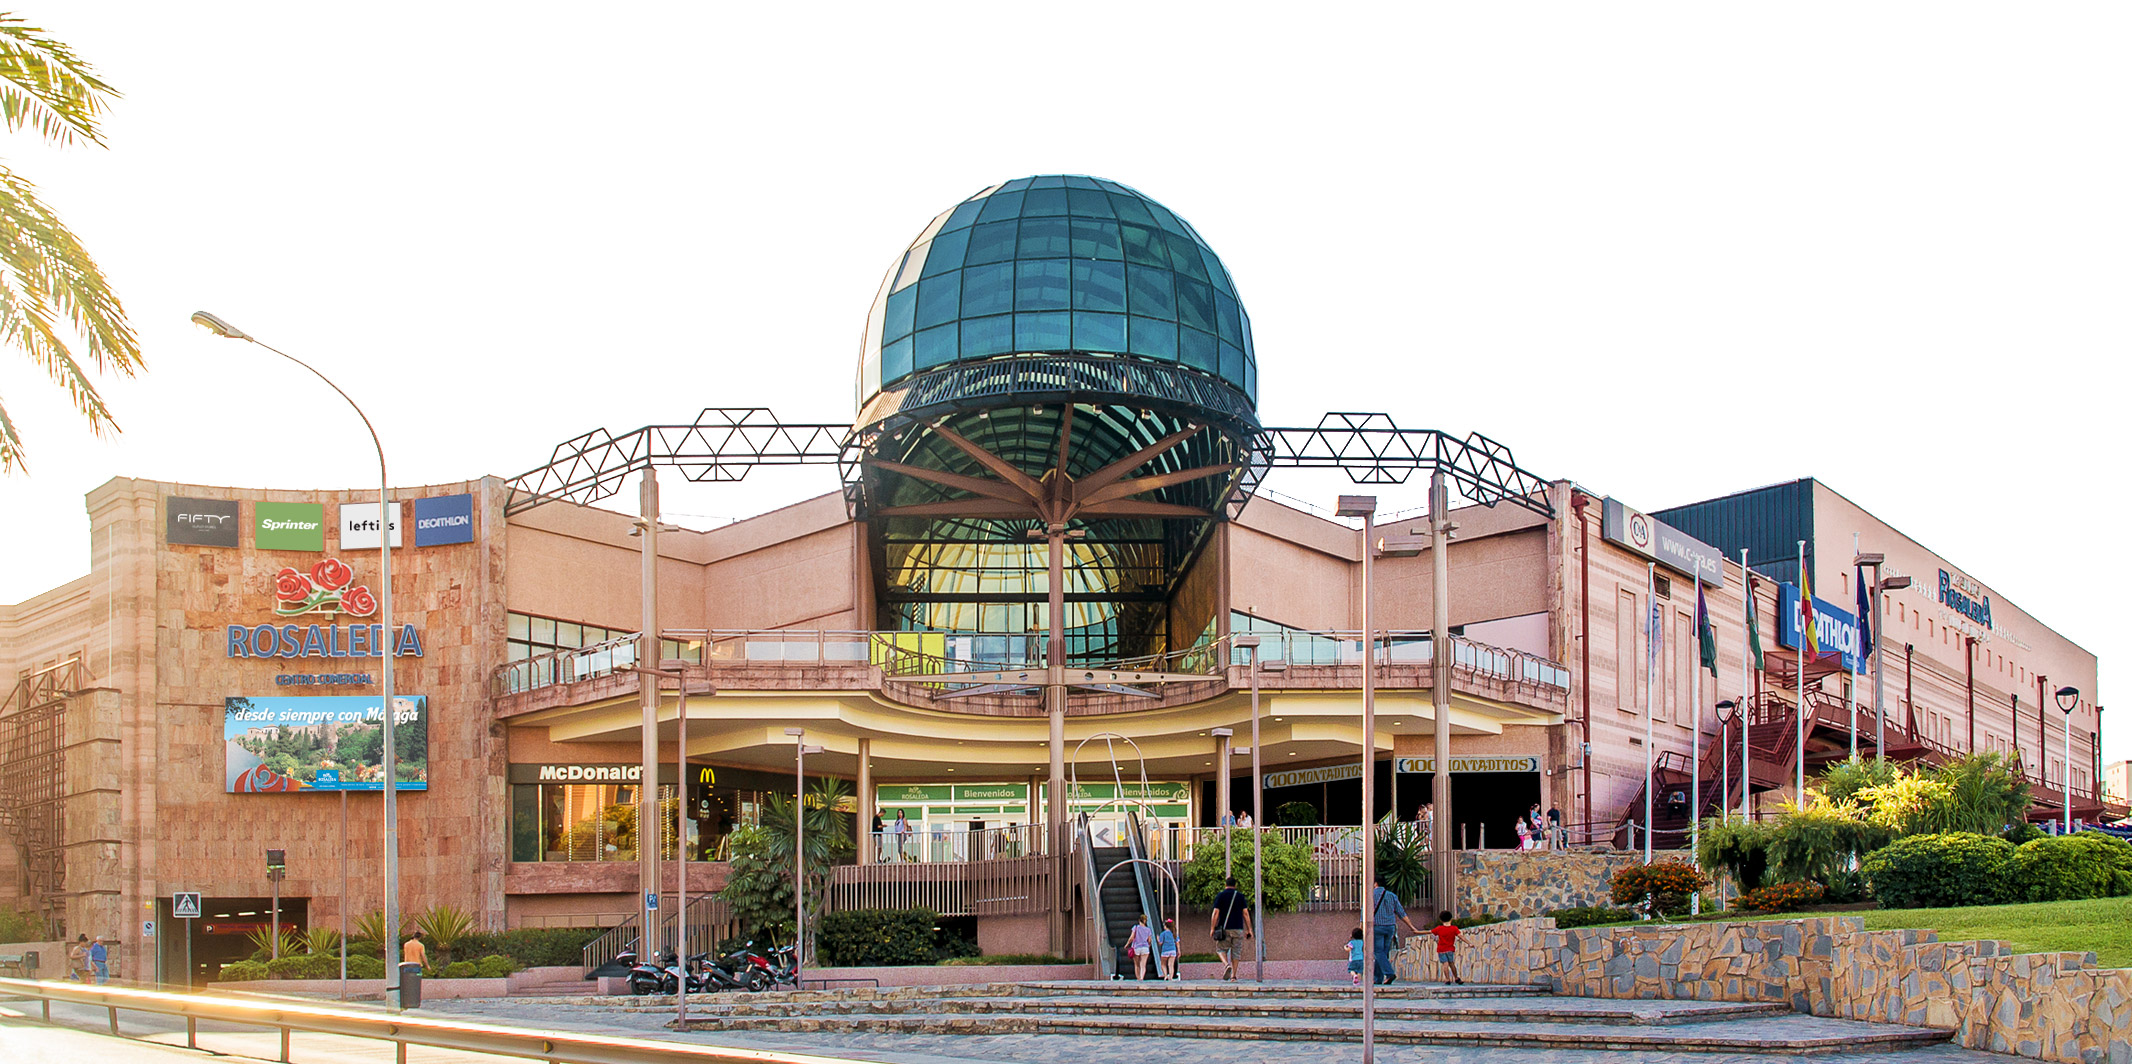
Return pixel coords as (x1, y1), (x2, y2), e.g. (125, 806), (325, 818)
(189, 310), (251, 340)
(1882, 575), (1912, 590)
(2056, 686), (2079, 714)
(1853, 552), (1885, 567)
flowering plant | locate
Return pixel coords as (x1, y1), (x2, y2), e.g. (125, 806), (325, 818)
(272, 558), (377, 617)
(1737, 880), (1826, 913)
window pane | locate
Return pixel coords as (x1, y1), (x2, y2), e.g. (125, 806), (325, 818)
(998, 178), (1032, 193)
(1066, 189), (1114, 217)
(885, 286), (917, 341)
(1180, 327), (1219, 373)
(530, 616), (555, 644)
(1074, 311), (1126, 353)
(1128, 317), (1178, 360)
(965, 220), (1018, 265)
(1069, 218), (1122, 260)
(1145, 200), (1190, 236)
(1245, 356), (1256, 398)
(508, 613), (530, 641)
(1126, 265), (1174, 320)
(1220, 340), (1245, 386)
(916, 274), (961, 329)
(882, 335), (914, 382)
(961, 262), (1014, 317)
(1120, 225), (1169, 267)
(508, 640), (532, 661)
(557, 622), (583, 647)
(1015, 259), (1071, 311)
(1176, 278), (1216, 332)
(1029, 175), (1067, 189)
(1166, 234), (1210, 281)
(976, 190), (1025, 222)
(1017, 311), (1071, 351)
(961, 314), (1014, 357)
(1016, 216), (1070, 257)
(942, 198), (985, 232)
(1207, 259), (1236, 297)
(1072, 260), (1126, 312)
(1109, 194), (1156, 226)
(1064, 175), (1100, 190)
(916, 323), (958, 369)
(921, 227), (969, 276)
(894, 242), (929, 289)
(1023, 187), (1069, 216)
(1215, 292), (1243, 344)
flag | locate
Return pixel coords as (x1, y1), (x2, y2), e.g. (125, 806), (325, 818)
(1800, 567), (1821, 658)
(1696, 582), (1718, 678)
(1855, 565), (1874, 661)
(1746, 574), (1764, 670)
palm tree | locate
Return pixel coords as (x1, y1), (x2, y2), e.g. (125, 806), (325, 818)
(0, 15), (138, 473)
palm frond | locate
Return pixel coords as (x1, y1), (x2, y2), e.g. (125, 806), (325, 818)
(0, 16), (117, 147)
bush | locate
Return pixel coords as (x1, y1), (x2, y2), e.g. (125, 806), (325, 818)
(2010, 835), (2132, 902)
(1697, 817), (1772, 893)
(818, 908), (943, 967)
(1451, 913), (1507, 929)
(2001, 823), (2045, 846)
(1610, 860), (1708, 916)
(347, 954), (386, 979)
(264, 953), (342, 980)
(450, 927), (604, 969)
(1181, 830), (1317, 912)
(218, 960), (270, 982)
(1737, 881), (1827, 913)
(1547, 906), (1639, 928)
(1861, 833), (2015, 909)
(439, 960), (476, 979)
(1768, 803), (1890, 885)
(1274, 802), (1319, 827)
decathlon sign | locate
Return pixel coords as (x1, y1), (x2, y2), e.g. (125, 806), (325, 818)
(1776, 582), (1863, 672)
(413, 493), (475, 546)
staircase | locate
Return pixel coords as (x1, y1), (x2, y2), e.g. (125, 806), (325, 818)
(1077, 812), (1161, 979)
(1613, 700), (1798, 849)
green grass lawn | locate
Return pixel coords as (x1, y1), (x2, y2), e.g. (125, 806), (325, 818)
(1593, 896), (2132, 968)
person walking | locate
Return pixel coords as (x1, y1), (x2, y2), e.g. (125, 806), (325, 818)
(1345, 927), (1366, 986)
(88, 936), (109, 984)
(1546, 806), (1564, 849)
(1514, 815), (1532, 851)
(893, 810), (913, 862)
(1126, 913), (1154, 980)
(402, 929), (428, 971)
(66, 934), (88, 982)
(1430, 911), (1465, 984)
(1209, 875), (1253, 980)
(871, 811), (885, 861)
(1367, 874), (1425, 985)
(1157, 918), (1180, 979)
(1528, 803), (1548, 850)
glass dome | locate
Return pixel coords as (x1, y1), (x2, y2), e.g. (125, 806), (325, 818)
(857, 175), (1256, 412)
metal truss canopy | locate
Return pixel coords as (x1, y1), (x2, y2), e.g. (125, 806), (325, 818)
(504, 410), (1555, 519)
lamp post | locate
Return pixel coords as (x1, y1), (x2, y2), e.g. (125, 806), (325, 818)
(2055, 687), (2079, 834)
(1212, 727), (1234, 875)
(1715, 700), (1737, 822)
(1853, 553), (1910, 763)
(1335, 495), (1378, 1064)
(784, 727), (822, 985)
(190, 311), (403, 1007)
(1236, 634), (1265, 983)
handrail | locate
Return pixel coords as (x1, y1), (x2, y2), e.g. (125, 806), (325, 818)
(0, 976), (873, 1064)
(1123, 808), (1164, 946)
(1073, 812), (1117, 980)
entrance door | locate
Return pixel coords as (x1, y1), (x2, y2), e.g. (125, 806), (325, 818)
(166, 896), (309, 985)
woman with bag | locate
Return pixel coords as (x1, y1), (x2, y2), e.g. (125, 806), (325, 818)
(65, 935), (88, 982)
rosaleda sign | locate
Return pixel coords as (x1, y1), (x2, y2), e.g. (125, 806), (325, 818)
(1938, 569), (1994, 630)
(227, 558), (423, 658)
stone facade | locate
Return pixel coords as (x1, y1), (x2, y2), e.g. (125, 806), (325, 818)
(1453, 849), (1643, 918)
(1401, 915), (2132, 1064)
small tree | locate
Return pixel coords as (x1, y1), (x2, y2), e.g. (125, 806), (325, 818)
(415, 904), (477, 966)
(1181, 830), (1318, 911)
(1610, 860), (1707, 917)
(1696, 816), (1772, 894)
(719, 824), (795, 944)
(1274, 801), (1319, 827)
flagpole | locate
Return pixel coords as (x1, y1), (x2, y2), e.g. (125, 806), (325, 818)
(1739, 549), (1751, 820)
(1690, 569), (1703, 914)
(1796, 540), (1807, 800)
(1644, 561), (1656, 863)
(1848, 533), (1858, 761)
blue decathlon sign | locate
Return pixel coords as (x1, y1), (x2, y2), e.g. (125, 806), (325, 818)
(413, 493), (475, 546)
(1776, 582), (1863, 672)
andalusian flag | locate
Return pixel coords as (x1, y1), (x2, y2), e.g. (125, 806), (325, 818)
(1800, 568), (1821, 658)
(1696, 582), (1718, 678)
(1746, 574), (1765, 670)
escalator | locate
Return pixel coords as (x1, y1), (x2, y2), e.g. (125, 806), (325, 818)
(1077, 812), (1155, 979)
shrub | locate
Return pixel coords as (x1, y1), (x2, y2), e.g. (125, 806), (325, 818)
(347, 954), (386, 980)
(818, 908), (942, 968)
(1275, 802), (1319, 827)
(415, 905), (478, 965)
(439, 960), (477, 979)
(1861, 832), (2014, 909)
(2001, 823), (2045, 846)
(450, 927), (604, 969)
(1697, 817), (1772, 893)
(1181, 831), (1318, 912)
(264, 953), (341, 980)
(2009, 835), (2132, 902)
(218, 960), (270, 982)
(720, 825), (796, 945)
(1768, 803), (1890, 885)
(1610, 860), (1708, 916)
(1547, 906), (1639, 928)
(1737, 881), (1827, 913)
(1451, 912), (1507, 929)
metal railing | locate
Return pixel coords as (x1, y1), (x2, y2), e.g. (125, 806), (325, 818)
(0, 976), (871, 1063)
(578, 892), (731, 977)
(864, 823), (1045, 863)
(828, 854), (1052, 917)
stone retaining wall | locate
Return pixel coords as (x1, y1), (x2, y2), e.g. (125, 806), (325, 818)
(1398, 915), (2132, 1064)
(1453, 850), (1644, 918)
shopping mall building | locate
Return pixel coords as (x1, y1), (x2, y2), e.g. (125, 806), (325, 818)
(1, 175), (2114, 982)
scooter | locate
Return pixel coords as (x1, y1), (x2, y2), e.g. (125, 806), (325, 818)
(624, 942), (671, 997)
(753, 943), (800, 991)
(701, 942), (769, 992)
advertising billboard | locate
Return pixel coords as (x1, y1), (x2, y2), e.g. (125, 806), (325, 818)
(224, 695), (428, 793)
(412, 493), (475, 546)
(167, 496), (240, 546)
(339, 501), (403, 550)
(255, 502), (326, 551)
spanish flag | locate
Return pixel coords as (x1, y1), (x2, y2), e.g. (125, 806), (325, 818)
(1800, 569), (1821, 658)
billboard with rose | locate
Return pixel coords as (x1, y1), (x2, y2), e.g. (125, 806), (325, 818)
(224, 694), (428, 793)
(273, 558), (377, 617)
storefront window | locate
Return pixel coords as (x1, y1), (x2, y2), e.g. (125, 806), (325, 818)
(508, 763), (802, 863)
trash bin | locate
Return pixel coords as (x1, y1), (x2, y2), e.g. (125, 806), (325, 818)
(397, 962), (422, 1008)
(21, 951), (37, 973)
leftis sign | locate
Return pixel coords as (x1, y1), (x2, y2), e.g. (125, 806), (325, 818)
(224, 694), (429, 793)
(167, 496), (240, 546)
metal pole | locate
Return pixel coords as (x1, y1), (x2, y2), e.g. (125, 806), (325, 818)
(1690, 570), (1701, 913)
(2063, 705), (2073, 835)
(1796, 540), (1807, 800)
(1874, 574), (1886, 764)
(1045, 523), (1067, 955)
(271, 871), (281, 960)
(1644, 561), (1655, 863)
(1847, 666), (1857, 761)
(1249, 645), (1264, 983)
(340, 790), (348, 1000)
(1428, 471), (1453, 908)
(676, 682), (689, 1029)
(1740, 550), (1751, 819)
(1357, 503), (1376, 1064)
(638, 472), (662, 970)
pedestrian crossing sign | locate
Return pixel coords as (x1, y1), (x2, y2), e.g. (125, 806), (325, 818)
(173, 892), (202, 919)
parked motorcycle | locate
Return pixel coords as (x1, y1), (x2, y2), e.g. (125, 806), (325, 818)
(754, 942), (799, 991)
(624, 943), (672, 997)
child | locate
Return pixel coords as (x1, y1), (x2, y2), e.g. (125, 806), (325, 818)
(1431, 911), (1463, 984)
(1345, 927), (1366, 985)
(1127, 913), (1154, 980)
(1157, 918), (1180, 979)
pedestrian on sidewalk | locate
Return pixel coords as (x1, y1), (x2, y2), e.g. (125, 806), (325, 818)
(402, 929), (428, 972)
(1430, 912), (1464, 984)
(1345, 927), (1366, 985)
(1157, 919), (1180, 979)
(1210, 876), (1253, 980)
(1127, 913), (1154, 980)
(66, 935), (88, 982)
(1367, 874), (1425, 985)
(88, 936), (109, 984)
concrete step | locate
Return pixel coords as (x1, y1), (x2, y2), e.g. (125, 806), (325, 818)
(1016, 979), (1549, 999)
(669, 992), (1796, 1027)
(675, 1010), (1955, 1054)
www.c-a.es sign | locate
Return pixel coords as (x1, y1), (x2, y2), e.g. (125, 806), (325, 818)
(226, 558), (424, 659)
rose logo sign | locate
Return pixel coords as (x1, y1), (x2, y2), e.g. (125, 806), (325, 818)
(273, 558), (378, 617)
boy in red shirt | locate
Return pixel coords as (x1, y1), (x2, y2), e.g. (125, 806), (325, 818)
(1430, 911), (1464, 985)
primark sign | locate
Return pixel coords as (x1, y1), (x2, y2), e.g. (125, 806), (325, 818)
(1601, 498), (1725, 587)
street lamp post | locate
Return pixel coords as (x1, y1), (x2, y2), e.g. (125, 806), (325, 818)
(1853, 553), (1911, 763)
(1335, 495), (1378, 1064)
(1236, 634), (1265, 982)
(2055, 687), (2079, 835)
(190, 311), (403, 1007)
(784, 727), (822, 986)
(1213, 727), (1234, 875)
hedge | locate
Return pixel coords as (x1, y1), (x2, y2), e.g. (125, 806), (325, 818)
(818, 908), (942, 967)
(1547, 906), (1639, 928)
(434, 927), (603, 968)
(1861, 833), (2014, 908)
(2009, 835), (2132, 902)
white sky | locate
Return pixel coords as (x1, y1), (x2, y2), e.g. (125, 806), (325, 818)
(1, 3), (2124, 766)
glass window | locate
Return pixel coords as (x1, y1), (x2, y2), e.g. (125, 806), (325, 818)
(1119, 224), (1169, 268)
(508, 613), (530, 641)
(895, 242), (930, 289)
(557, 622), (583, 647)
(1074, 311), (1127, 353)
(1207, 260), (1236, 297)
(1069, 218), (1123, 260)
(961, 262), (1014, 317)
(1022, 187), (1069, 216)
(882, 335), (914, 382)
(1126, 265), (1174, 320)
(1180, 327), (1219, 373)
(530, 616), (555, 644)
(916, 273), (961, 329)
(1145, 200), (1189, 236)
(1064, 175), (1101, 189)
(1029, 175), (1067, 189)
(1016, 215), (1070, 257)
(1215, 292), (1243, 344)
(998, 177), (1032, 193)
(1015, 259), (1071, 311)
(965, 220), (1018, 265)
(915, 323), (958, 369)
(1017, 311), (1071, 351)
(1128, 317), (1178, 360)
(885, 286), (917, 341)
(921, 227), (969, 276)
(942, 198), (985, 232)
(961, 314), (1014, 357)
(976, 190), (1025, 222)
(1072, 260), (1126, 312)
(1219, 340), (1245, 386)
(1245, 356), (1256, 397)
(1109, 194), (1156, 226)
(1175, 278), (1216, 332)
(1066, 188), (1114, 217)
(1166, 233), (1209, 281)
